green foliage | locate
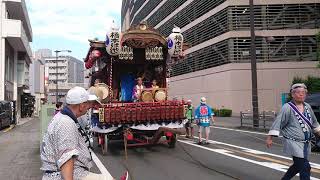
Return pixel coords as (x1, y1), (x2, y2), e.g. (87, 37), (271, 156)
(288, 76), (320, 101)
(316, 32), (320, 65)
(212, 108), (232, 117)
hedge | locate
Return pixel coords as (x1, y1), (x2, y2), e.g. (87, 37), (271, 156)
(212, 108), (232, 117)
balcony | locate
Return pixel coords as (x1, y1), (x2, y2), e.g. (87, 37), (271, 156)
(48, 83), (88, 90)
(4, 0), (32, 41)
(2, 19), (32, 57)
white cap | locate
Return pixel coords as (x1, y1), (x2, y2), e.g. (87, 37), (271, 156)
(187, 99), (192, 103)
(88, 94), (98, 101)
(88, 94), (102, 105)
(66, 86), (89, 105)
(200, 97), (206, 104)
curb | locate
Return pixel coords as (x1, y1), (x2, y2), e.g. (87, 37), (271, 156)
(2, 124), (16, 133)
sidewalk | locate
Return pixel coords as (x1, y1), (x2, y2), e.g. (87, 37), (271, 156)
(214, 117), (272, 132)
(0, 117), (41, 180)
(214, 116), (241, 128)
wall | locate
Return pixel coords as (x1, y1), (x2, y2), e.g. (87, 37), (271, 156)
(169, 61), (320, 115)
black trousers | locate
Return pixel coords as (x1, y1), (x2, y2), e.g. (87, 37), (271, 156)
(282, 156), (311, 180)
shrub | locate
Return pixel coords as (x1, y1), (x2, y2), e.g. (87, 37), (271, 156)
(288, 76), (320, 102)
(212, 108), (232, 117)
(220, 109), (232, 117)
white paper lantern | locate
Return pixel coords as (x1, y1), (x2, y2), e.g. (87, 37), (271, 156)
(105, 22), (121, 56)
(167, 27), (184, 58)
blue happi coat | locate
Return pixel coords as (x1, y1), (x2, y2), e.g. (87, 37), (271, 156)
(195, 104), (214, 127)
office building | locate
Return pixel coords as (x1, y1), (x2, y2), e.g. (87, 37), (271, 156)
(122, 0), (320, 114)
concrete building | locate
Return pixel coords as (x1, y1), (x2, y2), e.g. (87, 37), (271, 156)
(44, 56), (85, 103)
(34, 49), (52, 60)
(29, 59), (45, 116)
(122, 0), (320, 115)
(0, 0), (33, 121)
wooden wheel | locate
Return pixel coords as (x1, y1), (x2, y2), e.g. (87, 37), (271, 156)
(167, 134), (177, 148)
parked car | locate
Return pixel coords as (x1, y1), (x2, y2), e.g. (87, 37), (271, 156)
(305, 93), (320, 152)
(0, 101), (12, 129)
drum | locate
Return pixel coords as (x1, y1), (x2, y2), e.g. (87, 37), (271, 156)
(154, 90), (166, 102)
(96, 83), (109, 100)
(88, 83), (109, 102)
(141, 91), (153, 102)
(88, 86), (103, 101)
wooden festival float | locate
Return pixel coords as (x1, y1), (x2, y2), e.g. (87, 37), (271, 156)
(84, 22), (189, 155)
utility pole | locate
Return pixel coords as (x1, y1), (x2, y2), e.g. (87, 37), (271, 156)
(54, 50), (71, 104)
(249, 0), (259, 127)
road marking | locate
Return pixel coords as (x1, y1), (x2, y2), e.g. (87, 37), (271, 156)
(214, 144), (320, 174)
(178, 140), (320, 180)
(90, 150), (113, 179)
(3, 125), (14, 133)
(211, 126), (268, 136)
(189, 136), (320, 169)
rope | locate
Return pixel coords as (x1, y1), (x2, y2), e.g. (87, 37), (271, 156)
(109, 57), (113, 101)
(176, 136), (241, 179)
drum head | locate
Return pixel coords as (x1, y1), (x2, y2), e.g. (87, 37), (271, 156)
(155, 90), (166, 102)
(96, 83), (109, 100)
(141, 91), (153, 102)
(88, 86), (104, 101)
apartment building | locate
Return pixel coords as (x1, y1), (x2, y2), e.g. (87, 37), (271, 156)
(0, 0), (33, 121)
(44, 56), (84, 103)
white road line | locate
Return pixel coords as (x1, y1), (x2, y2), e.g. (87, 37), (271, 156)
(211, 126), (268, 136)
(185, 136), (320, 169)
(178, 140), (320, 180)
(90, 150), (113, 179)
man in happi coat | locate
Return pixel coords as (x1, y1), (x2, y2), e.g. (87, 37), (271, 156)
(195, 97), (215, 145)
(267, 83), (320, 180)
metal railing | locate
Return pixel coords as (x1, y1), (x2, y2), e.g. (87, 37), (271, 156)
(240, 110), (277, 129)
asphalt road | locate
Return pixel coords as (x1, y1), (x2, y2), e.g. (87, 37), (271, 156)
(1, 118), (320, 180)
(93, 126), (320, 180)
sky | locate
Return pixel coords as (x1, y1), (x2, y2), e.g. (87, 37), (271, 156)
(25, 0), (122, 60)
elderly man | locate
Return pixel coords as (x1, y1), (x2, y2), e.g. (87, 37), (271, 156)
(40, 87), (127, 180)
(267, 83), (320, 180)
(195, 97), (215, 145)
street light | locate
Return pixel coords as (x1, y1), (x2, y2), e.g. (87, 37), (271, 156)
(54, 50), (72, 104)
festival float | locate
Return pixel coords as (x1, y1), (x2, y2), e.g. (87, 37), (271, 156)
(84, 22), (189, 154)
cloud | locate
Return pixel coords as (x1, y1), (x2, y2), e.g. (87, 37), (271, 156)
(26, 0), (122, 44)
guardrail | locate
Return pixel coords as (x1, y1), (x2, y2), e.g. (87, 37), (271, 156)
(240, 111), (277, 129)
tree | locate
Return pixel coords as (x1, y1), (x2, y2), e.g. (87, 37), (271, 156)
(292, 76), (320, 94)
(287, 76), (320, 102)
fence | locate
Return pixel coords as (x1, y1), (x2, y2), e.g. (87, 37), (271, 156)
(240, 111), (277, 130)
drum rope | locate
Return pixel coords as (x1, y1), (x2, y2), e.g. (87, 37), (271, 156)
(109, 57), (113, 101)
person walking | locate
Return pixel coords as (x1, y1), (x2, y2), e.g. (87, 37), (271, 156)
(185, 100), (194, 139)
(195, 97), (215, 145)
(266, 83), (320, 180)
(40, 86), (128, 180)
(54, 102), (63, 115)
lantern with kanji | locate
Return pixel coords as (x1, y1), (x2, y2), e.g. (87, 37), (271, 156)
(167, 27), (184, 58)
(105, 22), (121, 56)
